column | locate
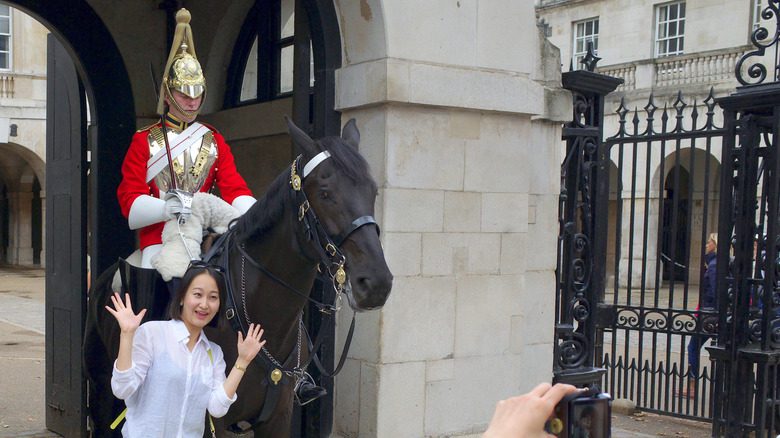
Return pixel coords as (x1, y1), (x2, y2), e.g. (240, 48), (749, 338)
(8, 190), (34, 265)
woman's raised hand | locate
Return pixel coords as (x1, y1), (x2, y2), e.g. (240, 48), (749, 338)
(105, 292), (147, 333)
(237, 323), (266, 364)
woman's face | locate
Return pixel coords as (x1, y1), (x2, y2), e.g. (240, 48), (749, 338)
(180, 272), (220, 333)
(706, 238), (717, 254)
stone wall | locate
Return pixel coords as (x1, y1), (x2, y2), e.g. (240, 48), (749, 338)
(332, 1), (569, 436)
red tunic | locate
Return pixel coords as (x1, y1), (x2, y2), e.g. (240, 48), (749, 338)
(117, 123), (253, 249)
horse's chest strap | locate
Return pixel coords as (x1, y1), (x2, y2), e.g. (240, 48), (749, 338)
(227, 356), (292, 430)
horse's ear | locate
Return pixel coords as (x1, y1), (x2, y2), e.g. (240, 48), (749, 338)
(341, 118), (360, 149)
(285, 116), (318, 157)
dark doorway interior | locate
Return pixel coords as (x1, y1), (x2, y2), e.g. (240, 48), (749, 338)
(31, 176), (41, 265)
(662, 166), (691, 282)
(0, 182), (7, 262)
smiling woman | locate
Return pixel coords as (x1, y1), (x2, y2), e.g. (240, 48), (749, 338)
(105, 262), (266, 438)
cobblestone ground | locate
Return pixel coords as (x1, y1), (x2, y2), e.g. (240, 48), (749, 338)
(0, 265), (50, 437)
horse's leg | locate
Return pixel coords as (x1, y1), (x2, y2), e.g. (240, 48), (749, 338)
(83, 264), (125, 438)
(251, 389), (295, 438)
(84, 319), (111, 437)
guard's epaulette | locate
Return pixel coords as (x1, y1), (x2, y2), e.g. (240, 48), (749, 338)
(136, 121), (161, 133)
(200, 121), (220, 135)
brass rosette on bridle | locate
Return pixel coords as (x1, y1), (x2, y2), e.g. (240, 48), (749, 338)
(157, 8), (206, 117)
(290, 156), (302, 191)
(325, 244), (347, 291)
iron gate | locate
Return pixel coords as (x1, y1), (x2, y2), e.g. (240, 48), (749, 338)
(555, 8), (780, 433)
(599, 89), (726, 420)
(553, 56), (727, 419)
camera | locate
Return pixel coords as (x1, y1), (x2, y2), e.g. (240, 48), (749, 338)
(545, 387), (612, 438)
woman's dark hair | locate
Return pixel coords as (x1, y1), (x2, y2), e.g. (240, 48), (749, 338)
(168, 263), (227, 329)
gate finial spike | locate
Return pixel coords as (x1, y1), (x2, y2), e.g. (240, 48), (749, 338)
(580, 40), (601, 72)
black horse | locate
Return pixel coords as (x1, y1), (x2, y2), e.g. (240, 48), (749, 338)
(83, 118), (393, 437)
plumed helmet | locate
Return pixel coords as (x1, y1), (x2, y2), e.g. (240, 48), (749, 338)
(157, 8), (206, 117)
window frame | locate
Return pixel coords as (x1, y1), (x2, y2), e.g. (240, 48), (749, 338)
(655, 1), (686, 58)
(0, 5), (12, 71)
(753, 0), (763, 32)
(571, 17), (599, 71)
(224, 0), (297, 106)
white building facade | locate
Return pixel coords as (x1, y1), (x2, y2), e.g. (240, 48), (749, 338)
(0, 4), (47, 266)
(537, 0), (759, 289)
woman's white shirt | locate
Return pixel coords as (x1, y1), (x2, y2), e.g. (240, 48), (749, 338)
(111, 319), (236, 437)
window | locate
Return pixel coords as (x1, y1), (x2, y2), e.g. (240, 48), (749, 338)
(655, 2), (685, 57)
(572, 18), (599, 71)
(231, 0), (314, 104)
(0, 5), (10, 70)
(754, 0), (763, 31)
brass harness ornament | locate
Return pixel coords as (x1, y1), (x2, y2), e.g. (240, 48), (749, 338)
(290, 156), (348, 293)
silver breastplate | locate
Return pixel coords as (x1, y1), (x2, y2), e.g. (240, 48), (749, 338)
(148, 125), (218, 193)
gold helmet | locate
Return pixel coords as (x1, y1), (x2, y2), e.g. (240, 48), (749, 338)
(157, 8), (206, 117)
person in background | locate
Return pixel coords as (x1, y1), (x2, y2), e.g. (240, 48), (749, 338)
(680, 232), (718, 398)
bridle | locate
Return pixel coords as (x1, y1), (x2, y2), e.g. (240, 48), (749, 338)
(208, 149), (380, 426)
(203, 149), (380, 426)
(287, 150), (380, 303)
(235, 150), (380, 313)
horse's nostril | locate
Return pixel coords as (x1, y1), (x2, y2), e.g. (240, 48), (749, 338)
(356, 273), (393, 293)
(357, 276), (373, 290)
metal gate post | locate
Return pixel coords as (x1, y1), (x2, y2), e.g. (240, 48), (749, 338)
(708, 14), (780, 434)
(554, 47), (622, 387)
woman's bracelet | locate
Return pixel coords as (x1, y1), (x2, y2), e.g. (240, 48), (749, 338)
(234, 363), (246, 372)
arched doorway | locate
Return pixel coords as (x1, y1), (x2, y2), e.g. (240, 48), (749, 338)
(2, 0), (345, 435)
(0, 142), (45, 266)
(2, 0), (344, 435)
(656, 147), (721, 286)
(662, 165), (691, 282)
(3, 2), (134, 436)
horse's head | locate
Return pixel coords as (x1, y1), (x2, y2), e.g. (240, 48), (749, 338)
(286, 118), (393, 311)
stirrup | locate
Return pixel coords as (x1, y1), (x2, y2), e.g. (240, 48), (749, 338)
(294, 372), (327, 406)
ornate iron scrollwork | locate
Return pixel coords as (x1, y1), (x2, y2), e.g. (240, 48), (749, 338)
(559, 332), (589, 368)
(736, 0), (780, 85)
(554, 62), (622, 385)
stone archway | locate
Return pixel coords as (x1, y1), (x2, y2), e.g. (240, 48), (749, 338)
(0, 142), (45, 265)
(1, 2), (134, 435)
(9, 0), (136, 274)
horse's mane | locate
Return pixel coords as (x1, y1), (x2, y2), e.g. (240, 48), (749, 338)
(232, 135), (377, 242)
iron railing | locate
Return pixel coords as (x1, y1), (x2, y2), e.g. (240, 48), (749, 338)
(554, 45), (622, 388)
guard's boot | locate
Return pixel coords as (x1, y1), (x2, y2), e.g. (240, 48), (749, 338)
(118, 258), (170, 322)
(294, 374), (328, 406)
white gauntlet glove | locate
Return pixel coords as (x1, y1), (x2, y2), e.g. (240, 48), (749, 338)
(164, 190), (194, 223)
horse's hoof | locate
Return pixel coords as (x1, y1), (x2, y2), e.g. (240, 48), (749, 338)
(225, 422), (254, 438)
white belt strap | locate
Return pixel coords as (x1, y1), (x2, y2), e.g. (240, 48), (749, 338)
(146, 122), (210, 183)
(303, 151), (331, 177)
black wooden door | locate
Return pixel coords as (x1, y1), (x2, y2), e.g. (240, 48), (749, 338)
(45, 33), (88, 437)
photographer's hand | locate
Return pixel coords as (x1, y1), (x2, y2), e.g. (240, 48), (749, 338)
(483, 383), (578, 438)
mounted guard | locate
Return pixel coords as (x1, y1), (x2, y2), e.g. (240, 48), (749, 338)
(116, 8), (255, 306)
